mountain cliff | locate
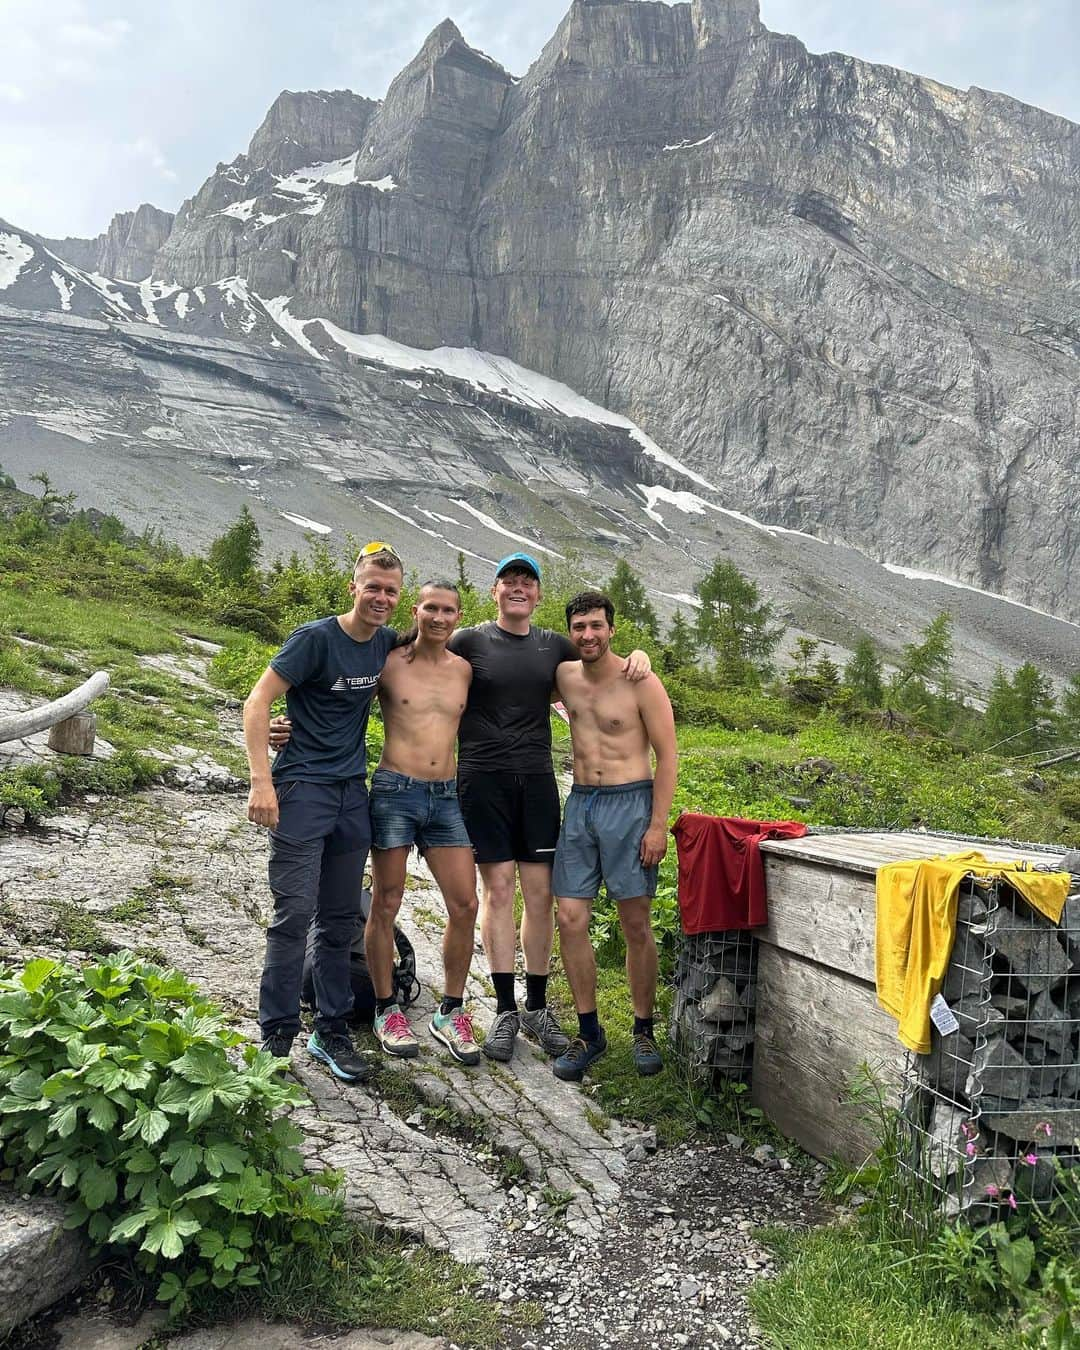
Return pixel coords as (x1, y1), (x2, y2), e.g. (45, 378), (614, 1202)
(3, 0), (1079, 644)
(44, 204), (175, 282)
(137, 0), (1080, 620)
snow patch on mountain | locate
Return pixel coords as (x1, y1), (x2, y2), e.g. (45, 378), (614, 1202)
(50, 271), (74, 312)
(280, 511), (332, 534)
(309, 316), (718, 493)
(451, 499), (563, 558)
(262, 296), (325, 358)
(0, 232), (35, 290)
(882, 563), (1080, 629)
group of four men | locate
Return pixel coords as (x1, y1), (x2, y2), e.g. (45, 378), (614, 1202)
(242, 544), (677, 1085)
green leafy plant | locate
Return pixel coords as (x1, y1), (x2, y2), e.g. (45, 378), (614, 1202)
(0, 953), (340, 1318)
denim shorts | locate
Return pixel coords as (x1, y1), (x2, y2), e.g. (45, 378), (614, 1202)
(370, 768), (473, 851)
(552, 780), (658, 901)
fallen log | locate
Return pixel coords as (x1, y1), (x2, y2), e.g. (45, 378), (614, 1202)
(0, 672), (110, 744)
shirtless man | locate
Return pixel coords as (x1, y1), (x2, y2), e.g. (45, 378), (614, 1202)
(550, 590), (677, 1082)
(367, 581), (481, 1065)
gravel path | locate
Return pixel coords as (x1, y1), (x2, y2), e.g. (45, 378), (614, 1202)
(1, 697), (829, 1347)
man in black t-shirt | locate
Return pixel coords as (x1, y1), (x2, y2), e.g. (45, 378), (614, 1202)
(449, 552), (649, 1063)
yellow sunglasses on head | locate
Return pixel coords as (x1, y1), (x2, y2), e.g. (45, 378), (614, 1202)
(355, 540), (401, 565)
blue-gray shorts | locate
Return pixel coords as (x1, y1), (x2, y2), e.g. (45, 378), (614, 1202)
(552, 780), (658, 901)
(370, 768), (473, 851)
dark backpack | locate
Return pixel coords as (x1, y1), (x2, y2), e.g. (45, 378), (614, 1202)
(301, 888), (420, 1023)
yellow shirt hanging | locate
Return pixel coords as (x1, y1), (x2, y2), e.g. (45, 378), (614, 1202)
(875, 850), (1070, 1055)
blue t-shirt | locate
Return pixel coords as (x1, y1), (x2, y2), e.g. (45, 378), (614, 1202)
(270, 617), (395, 783)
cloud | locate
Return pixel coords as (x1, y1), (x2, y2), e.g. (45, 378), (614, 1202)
(0, 84), (27, 103)
(124, 137), (179, 183)
(57, 17), (132, 50)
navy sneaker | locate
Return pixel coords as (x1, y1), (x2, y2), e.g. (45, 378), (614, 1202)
(260, 1031), (294, 1059)
(633, 1032), (663, 1077)
(307, 1030), (373, 1082)
(553, 1029), (608, 1082)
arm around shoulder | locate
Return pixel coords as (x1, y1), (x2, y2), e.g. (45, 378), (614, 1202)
(640, 674), (677, 824)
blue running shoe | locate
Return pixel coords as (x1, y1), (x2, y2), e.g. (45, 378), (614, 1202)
(307, 1030), (372, 1082)
(633, 1032), (664, 1077)
(553, 1029), (608, 1082)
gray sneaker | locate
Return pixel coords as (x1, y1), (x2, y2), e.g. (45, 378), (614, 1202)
(482, 1009), (520, 1062)
(519, 1005), (570, 1056)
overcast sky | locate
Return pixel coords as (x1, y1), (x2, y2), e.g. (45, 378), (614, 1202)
(2, 0), (1077, 239)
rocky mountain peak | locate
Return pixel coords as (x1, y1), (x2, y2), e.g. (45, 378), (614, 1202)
(691, 0), (762, 46)
(43, 203), (175, 281)
(247, 88), (378, 175)
(353, 20), (512, 207)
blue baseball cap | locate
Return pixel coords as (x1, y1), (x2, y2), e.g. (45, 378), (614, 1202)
(494, 552), (542, 582)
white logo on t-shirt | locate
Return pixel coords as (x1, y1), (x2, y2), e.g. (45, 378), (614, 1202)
(330, 674), (378, 693)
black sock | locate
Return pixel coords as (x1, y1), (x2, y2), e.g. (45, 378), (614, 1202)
(492, 972), (517, 1015)
(440, 995), (464, 1016)
(633, 1016), (654, 1039)
(524, 972), (548, 1012)
(579, 1010), (601, 1043)
(375, 995), (397, 1016)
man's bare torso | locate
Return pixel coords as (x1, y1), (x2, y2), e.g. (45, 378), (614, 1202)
(377, 646), (471, 780)
(555, 662), (654, 785)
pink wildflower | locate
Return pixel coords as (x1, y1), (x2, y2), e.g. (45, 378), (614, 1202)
(985, 1184), (1001, 1198)
(1007, 1193), (1018, 1211)
(1036, 1121), (1053, 1138)
(1023, 1152), (1039, 1166)
(966, 1141), (977, 1157)
(960, 1120), (978, 1140)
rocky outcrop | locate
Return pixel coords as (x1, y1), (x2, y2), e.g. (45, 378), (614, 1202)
(46, 203), (174, 280)
(0, 1189), (95, 1333)
(247, 88), (378, 175)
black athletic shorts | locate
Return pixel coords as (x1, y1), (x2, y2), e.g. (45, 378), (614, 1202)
(457, 771), (561, 865)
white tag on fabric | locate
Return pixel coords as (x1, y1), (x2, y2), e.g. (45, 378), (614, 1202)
(930, 993), (960, 1036)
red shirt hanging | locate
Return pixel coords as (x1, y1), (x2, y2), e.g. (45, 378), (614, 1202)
(672, 814), (808, 933)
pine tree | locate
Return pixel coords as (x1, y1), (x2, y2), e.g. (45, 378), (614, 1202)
(1011, 662), (1057, 754)
(694, 560), (784, 686)
(843, 636), (884, 708)
(606, 559), (659, 637)
(983, 666), (1020, 749)
(662, 608), (698, 673)
(208, 505), (261, 587)
(1062, 673), (1080, 734)
(456, 551), (475, 597)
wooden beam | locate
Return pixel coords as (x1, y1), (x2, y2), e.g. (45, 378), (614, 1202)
(759, 830), (1066, 873)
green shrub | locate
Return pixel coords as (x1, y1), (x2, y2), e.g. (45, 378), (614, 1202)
(0, 763), (62, 823)
(0, 954), (340, 1317)
(1056, 782), (1080, 824)
(209, 637), (277, 699)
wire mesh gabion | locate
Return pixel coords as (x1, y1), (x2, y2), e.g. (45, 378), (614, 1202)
(898, 860), (1080, 1221)
(670, 929), (757, 1082)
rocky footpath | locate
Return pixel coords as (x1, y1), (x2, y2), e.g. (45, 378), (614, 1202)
(0, 700), (824, 1346)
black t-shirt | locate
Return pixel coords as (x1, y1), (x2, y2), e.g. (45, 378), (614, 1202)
(449, 622), (576, 774)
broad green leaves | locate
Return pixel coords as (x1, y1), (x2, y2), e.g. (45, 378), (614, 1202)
(0, 951), (339, 1311)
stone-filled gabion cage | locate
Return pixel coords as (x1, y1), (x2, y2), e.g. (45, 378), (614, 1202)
(898, 859), (1080, 1219)
(670, 929), (757, 1081)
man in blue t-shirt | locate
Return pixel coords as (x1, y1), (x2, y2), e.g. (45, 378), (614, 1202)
(243, 544), (403, 1081)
